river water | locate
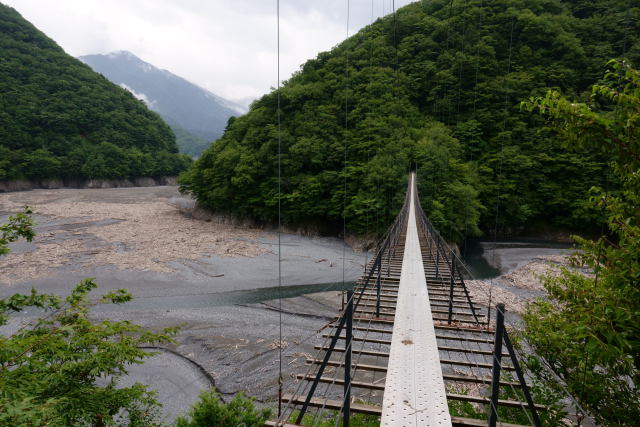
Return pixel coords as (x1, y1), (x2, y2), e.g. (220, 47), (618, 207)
(95, 281), (353, 312)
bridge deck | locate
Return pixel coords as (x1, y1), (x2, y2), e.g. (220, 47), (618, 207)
(381, 174), (451, 426)
(276, 172), (538, 427)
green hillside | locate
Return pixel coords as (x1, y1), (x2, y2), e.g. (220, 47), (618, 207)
(180, 0), (638, 239)
(0, 4), (191, 182)
(162, 115), (212, 158)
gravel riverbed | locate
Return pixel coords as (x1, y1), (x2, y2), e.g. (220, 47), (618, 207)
(0, 186), (365, 422)
(0, 186), (572, 422)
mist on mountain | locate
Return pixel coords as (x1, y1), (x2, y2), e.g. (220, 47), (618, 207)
(80, 50), (246, 156)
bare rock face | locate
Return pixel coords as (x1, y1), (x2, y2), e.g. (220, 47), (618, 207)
(159, 177), (177, 185)
(133, 177), (157, 187)
(0, 177), (177, 193)
(345, 233), (377, 253)
(85, 179), (123, 189)
(39, 179), (65, 189)
(0, 180), (31, 192)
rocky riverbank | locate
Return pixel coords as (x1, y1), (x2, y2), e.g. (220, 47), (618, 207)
(464, 239), (575, 314)
(465, 254), (570, 313)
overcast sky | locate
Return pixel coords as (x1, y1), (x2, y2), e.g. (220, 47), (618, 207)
(5, 0), (416, 107)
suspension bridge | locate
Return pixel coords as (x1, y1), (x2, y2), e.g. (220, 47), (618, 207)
(269, 172), (543, 427)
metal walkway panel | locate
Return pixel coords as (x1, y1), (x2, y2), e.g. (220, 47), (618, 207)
(381, 173), (452, 426)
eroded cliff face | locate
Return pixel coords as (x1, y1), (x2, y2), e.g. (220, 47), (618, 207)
(0, 177), (177, 193)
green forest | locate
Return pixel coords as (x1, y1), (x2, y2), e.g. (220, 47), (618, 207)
(163, 116), (213, 158)
(0, 4), (191, 182)
(180, 0), (638, 240)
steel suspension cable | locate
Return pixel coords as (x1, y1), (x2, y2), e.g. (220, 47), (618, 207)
(276, 0), (283, 417)
(622, 0), (632, 58)
(363, 0), (377, 406)
(462, 0), (485, 258)
(342, 0), (350, 312)
(487, 14), (516, 326)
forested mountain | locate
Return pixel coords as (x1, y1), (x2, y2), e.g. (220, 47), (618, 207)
(0, 4), (191, 182)
(180, 0), (639, 239)
(79, 51), (245, 156)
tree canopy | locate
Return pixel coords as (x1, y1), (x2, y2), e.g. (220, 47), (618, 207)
(180, 0), (638, 238)
(522, 60), (640, 426)
(0, 4), (191, 182)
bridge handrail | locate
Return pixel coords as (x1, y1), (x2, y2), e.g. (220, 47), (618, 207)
(412, 178), (481, 324)
(290, 175), (413, 423)
(354, 175), (411, 310)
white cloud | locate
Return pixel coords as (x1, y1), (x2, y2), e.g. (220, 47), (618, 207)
(118, 83), (155, 109)
(4, 0), (416, 105)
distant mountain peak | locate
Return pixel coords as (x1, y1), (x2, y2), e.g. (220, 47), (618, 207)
(107, 50), (136, 58)
(106, 51), (148, 65)
(102, 51), (158, 73)
(79, 51), (246, 156)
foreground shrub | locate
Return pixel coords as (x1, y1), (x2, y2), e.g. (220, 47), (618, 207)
(174, 390), (271, 427)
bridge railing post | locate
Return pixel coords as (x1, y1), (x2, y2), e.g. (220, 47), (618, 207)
(386, 243), (391, 277)
(295, 306), (349, 424)
(435, 237), (440, 280)
(354, 244), (384, 310)
(458, 273), (480, 324)
(376, 259), (381, 317)
(503, 328), (543, 427)
(343, 289), (353, 427)
(448, 250), (455, 324)
(489, 303), (505, 427)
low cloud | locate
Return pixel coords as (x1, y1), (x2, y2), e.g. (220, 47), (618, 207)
(5, 0), (415, 104)
(118, 83), (156, 109)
